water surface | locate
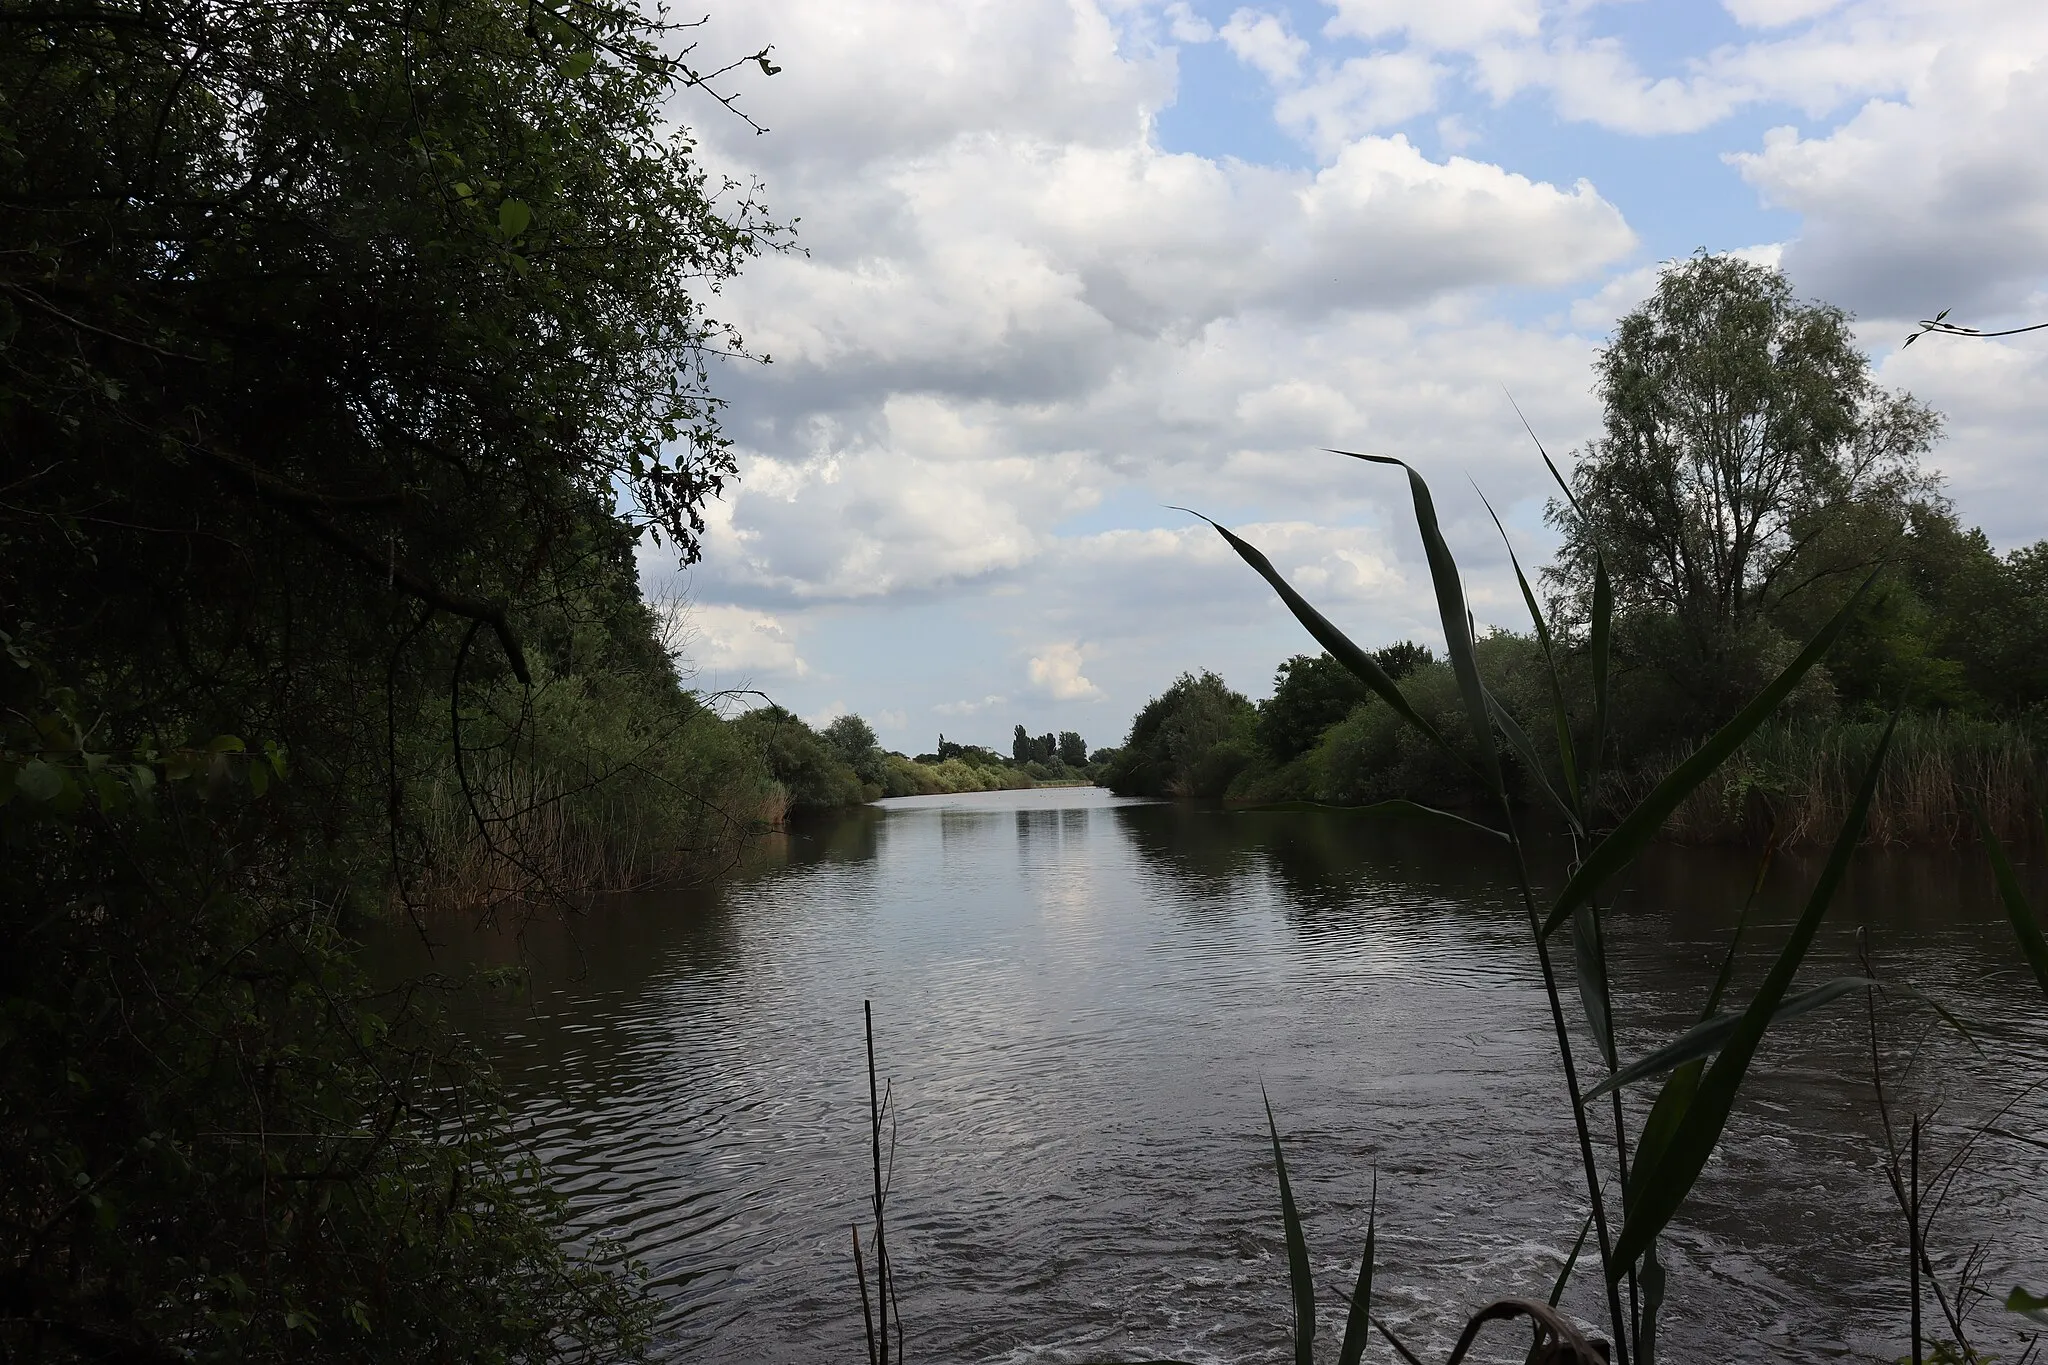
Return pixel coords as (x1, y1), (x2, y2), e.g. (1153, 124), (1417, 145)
(369, 787), (2048, 1363)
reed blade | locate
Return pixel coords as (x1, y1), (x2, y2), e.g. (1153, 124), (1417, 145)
(1548, 1213), (1593, 1308)
(1609, 716), (1896, 1278)
(1192, 513), (1462, 765)
(1587, 976), (1888, 1101)
(2008, 1286), (2048, 1325)
(1265, 1090), (1316, 1365)
(1588, 556), (1612, 804)
(1329, 450), (1503, 799)
(1485, 688), (1580, 832)
(1542, 571), (1880, 940)
(1970, 798), (2048, 998)
(1337, 1172), (1378, 1365)
(1639, 1242), (1667, 1365)
(1243, 798), (1508, 842)
(1519, 405), (1610, 803)
(1477, 488), (1582, 816)
(1572, 903), (1617, 1069)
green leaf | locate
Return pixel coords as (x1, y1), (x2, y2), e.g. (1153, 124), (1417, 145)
(498, 197), (532, 240)
(1970, 799), (2048, 999)
(1588, 977), (1883, 1101)
(1337, 1171), (1377, 1365)
(1264, 1090), (1315, 1365)
(249, 761), (270, 798)
(562, 48), (596, 79)
(1331, 451), (1501, 799)
(1240, 799), (1507, 842)
(1485, 688), (1578, 831)
(16, 758), (63, 802)
(1520, 401), (1612, 798)
(2008, 1285), (2048, 1325)
(1477, 489), (1581, 817)
(1640, 1240), (1667, 1365)
(1608, 715), (1896, 1280)
(207, 734), (245, 753)
(1548, 1213), (1592, 1308)
(1190, 513), (1463, 763)
(1627, 1061), (1700, 1215)
(1543, 570), (1880, 939)
(1572, 903), (1615, 1069)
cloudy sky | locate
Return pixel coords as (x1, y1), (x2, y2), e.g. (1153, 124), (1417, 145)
(643, 0), (2048, 756)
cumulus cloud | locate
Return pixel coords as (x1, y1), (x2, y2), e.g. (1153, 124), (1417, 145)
(680, 604), (809, 681)
(631, 0), (2048, 732)
(1219, 8), (1308, 84)
(1275, 52), (1448, 153)
(1735, 48), (2048, 317)
(1028, 643), (1103, 700)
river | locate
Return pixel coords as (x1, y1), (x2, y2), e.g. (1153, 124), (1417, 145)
(367, 786), (2048, 1363)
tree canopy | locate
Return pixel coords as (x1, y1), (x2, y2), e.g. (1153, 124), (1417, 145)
(1548, 252), (1942, 731)
(1, 0), (778, 1356)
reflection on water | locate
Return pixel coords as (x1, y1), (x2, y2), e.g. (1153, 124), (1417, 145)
(365, 788), (2048, 1364)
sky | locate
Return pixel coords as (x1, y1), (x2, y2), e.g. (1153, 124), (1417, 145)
(641, 0), (2048, 757)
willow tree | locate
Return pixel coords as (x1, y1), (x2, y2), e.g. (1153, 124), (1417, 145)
(0, 0), (776, 1357)
(1547, 252), (1940, 733)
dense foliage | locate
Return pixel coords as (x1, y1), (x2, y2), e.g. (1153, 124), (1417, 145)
(0, 0), (781, 1355)
(1102, 256), (2047, 835)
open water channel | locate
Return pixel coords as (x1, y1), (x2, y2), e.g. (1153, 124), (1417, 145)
(368, 787), (2048, 1363)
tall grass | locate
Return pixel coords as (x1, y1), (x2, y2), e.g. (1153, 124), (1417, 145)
(408, 755), (779, 915)
(1617, 714), (2043, 846)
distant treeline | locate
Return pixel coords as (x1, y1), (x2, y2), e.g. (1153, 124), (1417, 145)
(1101, 255), (2048, 844)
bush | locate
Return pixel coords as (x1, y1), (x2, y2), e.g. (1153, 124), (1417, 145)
(732, 707), (866, 814)
(1101, 671), (1257, 798)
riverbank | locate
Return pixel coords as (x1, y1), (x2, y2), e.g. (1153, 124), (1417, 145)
(1098, 665), (2044, 846)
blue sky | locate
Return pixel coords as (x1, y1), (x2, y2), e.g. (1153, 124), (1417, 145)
(646, 0), (2048, 756)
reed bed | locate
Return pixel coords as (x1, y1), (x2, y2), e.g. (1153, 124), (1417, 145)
(406, 757), (778, 917)
(1617, 715), (2043, 846)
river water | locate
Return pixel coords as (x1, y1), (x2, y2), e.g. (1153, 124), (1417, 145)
(368, 787), (2048, 1363)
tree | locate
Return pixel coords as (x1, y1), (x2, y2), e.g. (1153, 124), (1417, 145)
(1257, 644), (1435, 762)
(1058, 731), (1088, 766)
(823, 713), (885, 786)
(1013, 724), (1033, 763)
(1, 0), (777, 1356)
(1101, 672), (1257, 798)
(1548, 253), (1941, 730)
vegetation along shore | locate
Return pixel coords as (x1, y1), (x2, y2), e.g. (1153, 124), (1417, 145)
(1102, 255), (2048, 845)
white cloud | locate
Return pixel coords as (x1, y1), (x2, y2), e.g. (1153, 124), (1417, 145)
(1322, 0), (1543, 50)
(1723, 0), (1847, 28)
(1220, 9), (1309, 84)
(681, 604), (809, 681)
(1275, 52), (1448, 153)
(936, 694), (1008, 716)
(637, 0), (2048, 735)
(1734, 48), (2048, 317)
(804, 700), (849, 728)
(1028, 643), (1104, 700)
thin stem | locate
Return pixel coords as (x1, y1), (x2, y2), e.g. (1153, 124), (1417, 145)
(866, 1000), (891, 1365)
(1590, 893), (1641, 1352)
(1505, 819), (1632, 1365)
(1910, 1116), (1922, 1365)
(852, 1225), (878, 1365)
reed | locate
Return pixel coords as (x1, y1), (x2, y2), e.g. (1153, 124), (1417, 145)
(407, 752), (777, 916)
(1610, 714), (2044, 847)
